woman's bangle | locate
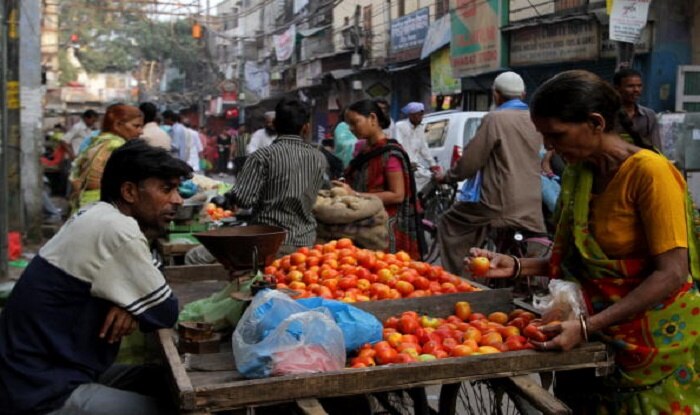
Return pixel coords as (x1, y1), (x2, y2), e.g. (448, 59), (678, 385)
(509, 255), (521, 279)
(579, 314), (589, 343)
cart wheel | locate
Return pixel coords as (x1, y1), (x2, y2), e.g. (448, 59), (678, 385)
(372, 387), (434, 415)
(438, 380), (533, 415)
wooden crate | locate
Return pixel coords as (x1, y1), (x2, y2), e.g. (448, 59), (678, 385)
(158, 289), (612, 413)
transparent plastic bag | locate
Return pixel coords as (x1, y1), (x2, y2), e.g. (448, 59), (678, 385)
(232, 290), (345, 378)
(532, 279), (587, 322)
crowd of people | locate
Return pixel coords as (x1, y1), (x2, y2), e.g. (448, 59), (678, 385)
(4, 66), (696, 415)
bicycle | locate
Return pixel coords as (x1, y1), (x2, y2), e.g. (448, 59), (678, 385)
(418, 178), (457, 264)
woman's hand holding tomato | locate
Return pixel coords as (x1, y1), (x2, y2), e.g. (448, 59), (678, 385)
(530, 319), (585, 352)
(465, 248), (517, 278)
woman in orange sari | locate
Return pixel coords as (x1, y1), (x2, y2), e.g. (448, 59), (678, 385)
(334, 99), (423, 259)
(469, 70), (700, 413)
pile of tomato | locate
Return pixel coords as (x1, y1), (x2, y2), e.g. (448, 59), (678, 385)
(349, 302), (553, 368)
(267, 238), (478, 302)
(204, 202), (234, 221)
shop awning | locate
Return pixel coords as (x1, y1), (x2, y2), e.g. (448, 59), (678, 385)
(328, 69), (356, 80)
(298, 25), (331, 37)
(421, 14), (451, 60)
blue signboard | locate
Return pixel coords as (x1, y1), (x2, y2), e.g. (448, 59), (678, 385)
(390, 7), (430, 54)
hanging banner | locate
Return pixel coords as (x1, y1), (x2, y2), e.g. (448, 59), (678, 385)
(244, 61), (270, 102)
(431, 48), (461, 94)
(273, 24), (296, 62)
(609, 0), (651, 43)
(450, 0), (503, 78)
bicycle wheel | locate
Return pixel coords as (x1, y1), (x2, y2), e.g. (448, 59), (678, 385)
(438, 380), (532, 415)
(420, 183), (456, 264)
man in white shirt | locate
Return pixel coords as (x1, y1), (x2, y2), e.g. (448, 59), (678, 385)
(138, 102), (171, 151)
(185, 126), (203, 172)
(62, 110), (98, 158)
(162, 110), (188, 161)
(395, 102), (438, 192)
(246, 111), (277, 154)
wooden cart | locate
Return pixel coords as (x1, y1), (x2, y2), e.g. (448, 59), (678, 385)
(158, 285), (613, 415)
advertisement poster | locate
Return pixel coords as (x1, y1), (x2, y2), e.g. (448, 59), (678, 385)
(431, 48), (461, 95)
(450, 0), (502, 78)
(610, 0), (651, 43)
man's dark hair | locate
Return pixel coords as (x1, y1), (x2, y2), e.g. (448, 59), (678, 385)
(162, 110), (179, 123)
(100, 139), (193, 203)
(82, 109), (98, 119)
(274, 98), (310, 135)
(613, 68), (642, 86)
(139, 102), (158, 124)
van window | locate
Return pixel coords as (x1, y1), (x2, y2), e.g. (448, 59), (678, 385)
(462, 118), (483, 147)
(425, 119), (449, 148)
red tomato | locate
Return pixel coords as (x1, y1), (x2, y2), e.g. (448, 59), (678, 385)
(523, 324), (547, 342)
(454, 301), (472, 321)
(469, 256), (490, 276)
(375, 347), (398, 365)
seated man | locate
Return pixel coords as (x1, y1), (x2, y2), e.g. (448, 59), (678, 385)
(185, 99), (327, 264)
(0, 140), (192, 415)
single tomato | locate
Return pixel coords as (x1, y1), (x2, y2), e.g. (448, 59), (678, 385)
(469, 256), (490, 276)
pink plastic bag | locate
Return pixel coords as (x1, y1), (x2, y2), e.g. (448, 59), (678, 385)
(272, 344), (341, 376)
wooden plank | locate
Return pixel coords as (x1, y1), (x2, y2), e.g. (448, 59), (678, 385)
(189, 343), (610, 411)
(158, 329), (197, 410)
(352, 288), (513, 321)
(296, 399), (328, 415)
(164, 264), (230, 282)
(502, 375), (571, 415)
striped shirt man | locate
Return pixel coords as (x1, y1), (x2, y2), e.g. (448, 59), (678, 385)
(230, 135), (327, 247)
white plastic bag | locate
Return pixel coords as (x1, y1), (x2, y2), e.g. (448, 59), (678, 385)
(532, 279), (587, 322)
(232, 290), (346, 378)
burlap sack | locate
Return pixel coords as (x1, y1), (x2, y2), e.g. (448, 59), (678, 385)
(313, 187), (389, 250)
(313, 188), (385, 225)
(316, 209), (389, 251)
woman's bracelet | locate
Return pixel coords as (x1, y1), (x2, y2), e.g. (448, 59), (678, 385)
(509, 255), (521, 279)
(579, 314), (590, 343)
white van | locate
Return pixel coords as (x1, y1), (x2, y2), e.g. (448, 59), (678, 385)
(423, 110), (487, 171)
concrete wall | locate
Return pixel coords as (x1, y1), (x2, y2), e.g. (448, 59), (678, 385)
(20, 0), (43, 240)
(640, 1), (693, 112)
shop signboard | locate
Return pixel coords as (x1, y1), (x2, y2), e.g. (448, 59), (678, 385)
(610, 0), (651, 43)
(431, 48), (461, 95)
(450, 0), (503, 78)
(600, 24), (651, 58)
(510, 20), (598, 66)
(390, 7), (430, 57)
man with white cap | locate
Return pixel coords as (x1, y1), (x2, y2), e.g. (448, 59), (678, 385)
(435, 71), (546, 276)
(246, 111), (278, 154)
(395, 101), (439, 192)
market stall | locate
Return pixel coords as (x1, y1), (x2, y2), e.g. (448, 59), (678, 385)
(158, 289), (611, 414)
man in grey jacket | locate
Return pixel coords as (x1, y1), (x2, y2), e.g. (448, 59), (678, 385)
(435, 71), (546, 276)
